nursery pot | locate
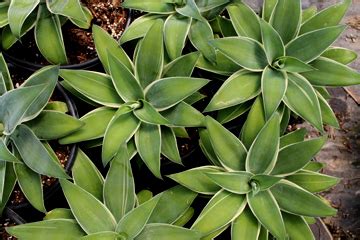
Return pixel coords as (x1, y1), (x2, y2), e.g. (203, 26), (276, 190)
(8, 83), (79, 211)
(2, 10), (132, 72)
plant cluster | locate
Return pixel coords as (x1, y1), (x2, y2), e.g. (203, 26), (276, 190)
(2, 0), (360, 239)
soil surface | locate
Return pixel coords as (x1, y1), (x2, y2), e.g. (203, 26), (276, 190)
(6, 0), (128, 65)
(0, 218), (16, 240)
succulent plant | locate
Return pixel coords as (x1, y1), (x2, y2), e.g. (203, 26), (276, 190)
(58, 23), (209, 178)
(169, 115), (339, 239)
(0, 54), (83, 212)
(120, 0), (231, 62)
(0, 0), (92, 64)
(6, 149), (200, 239)
(201, 0), (359, 135)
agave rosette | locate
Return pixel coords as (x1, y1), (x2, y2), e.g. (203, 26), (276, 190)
(7, 149), (201, 239)
(59, 23), (209, 178)
(0, 54), (83, 213)
(120, 0), (232, 62)
(0, 0), (92, 64)
(169, 115), (339, 239)
(202, 0), (359, 134)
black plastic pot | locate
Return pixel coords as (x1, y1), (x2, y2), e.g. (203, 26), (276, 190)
(4, 208), (26, 225)
(2, 10), (132, 72)
(8, 83), (79, 211)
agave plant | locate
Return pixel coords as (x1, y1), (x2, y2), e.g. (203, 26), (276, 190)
(0, 55), (83, 212)
(0, 0), (92, 64)
(202, 0), (360, 135)
(6, 149), (201, 239)
(59, 22), (208, 178)
(169, 115), (339, 239)
(120, 0), (232, 62)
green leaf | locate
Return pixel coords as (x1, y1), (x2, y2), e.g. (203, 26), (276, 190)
(192, 190), (246, 236)
(104, 146), (135, 222)
(0, 162), (16, 214)
(60, 179), (117, 234)
(6, 219), (85, 240)
(206, 116), (247, 171)
(199, 129), (222, 167)
(0, 3), (8, 28)
(247, 190), (286, 239)
(260, 19), (285, 63)
(273, 56), (316, 73)
(300, 0), (351, 34)
(0, 84), (53, 135)
(163, 52), (200, 78)
(272, 136), (326, 176)
(286, 170), (339, 193)
(301, 57), (360, 86)
(35, 4), (68, 64)
(69, 5), (93, 29)
(72, 149), (104, 201)
(240, 96), (265, 149)
(261, 67), (287, 119)
(108, 53), (144, 102)
(122, 0), (175, 13)
(231, 207), (260, 239)
(46, 0), (87, 22)
(60, 70), (123, 107)
(44, 208), (74, 220)
(216, 102), (252, 124)
(102, 109), (139, 165)
(262, 0), (277, 22)
(168, 166), (223, 194)
(14, 163), (45, 212)
(246, 113), (280, 174)
(283, 74), (323, 131)
(161, 101), (205, 127)
(135, 123), (162, 179)
(188, 19), (216, 63)
(302, 6), (317, 23)
(176, 0), (204, 22)
(0, 138), (20, 163)
(279, 128), (307, 148)
(148, 185), (197, 224)
(227, 2), (261, 42)
(116, 195), (160, 238)
(321, 47), (357, 65)
(145, 77), (209, 110)
(210, 37), (268, 71)
(303, 161), (325, 172)
(196, 50), (240, 76)
(26, 110), (84, 140)
(8, 0), (39, 38)
(137, 190), (153, 205)
(250, 174), (282, 192)
(271, 180), (337, 217)
(214, 15), (236, 37)
(161, 127), (181, 164)
(120, 14), (164, 44)
(279, 104), (290, 134)
(80, 232), (119, 240)
(134, 100), (169, 125)
(11, 124), (69, 178)
(283, 213), (315, 240)
(205, 70), (261, 111)
(136, 19), (164, 88)
(45, 101), (68, 112)
(93, 25), (133, 74)
(270, 0), (301, 44)
(206, 171), (253, 194)
(0, 53), (12, 91)
(286, 25), (346, 63)
(173, 207), (194, 227)
(60, 107), (116, 144)
(318, 93), (339, 128)
(136, 224), (202, 240)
